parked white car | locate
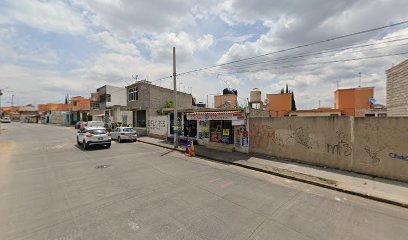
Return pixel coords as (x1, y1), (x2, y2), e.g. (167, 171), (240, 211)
(110, 127), (138, 143)
(77, 127), (111, 150)
(1, 116), (11, 123)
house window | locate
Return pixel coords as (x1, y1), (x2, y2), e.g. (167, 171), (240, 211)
(92, 103), (100, 109)
(100, 94), (111, 102)
(73, 102), (77, 106)
(128, 87), (139, 101)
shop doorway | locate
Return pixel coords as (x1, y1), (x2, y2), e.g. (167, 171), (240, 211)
(183, 115), (197, 137)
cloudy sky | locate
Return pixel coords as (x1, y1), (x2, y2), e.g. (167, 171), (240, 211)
(1, 0), (408, 109)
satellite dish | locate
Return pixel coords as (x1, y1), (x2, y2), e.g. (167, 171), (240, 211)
(369, 98), (376, 104)
(264, 99), (270, 105)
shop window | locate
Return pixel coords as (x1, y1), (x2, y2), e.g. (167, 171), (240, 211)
(209, 120), (234, 144)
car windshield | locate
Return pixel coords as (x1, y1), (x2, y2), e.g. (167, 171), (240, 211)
(122, 128), (134, 132)
(87, 121), (104, 127)
(88, 129), (106, 135)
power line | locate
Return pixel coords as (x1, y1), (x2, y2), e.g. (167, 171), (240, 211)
(177, 20), (408, 76)
(203, 50), (408, 75)
(214, 36), (408, 71)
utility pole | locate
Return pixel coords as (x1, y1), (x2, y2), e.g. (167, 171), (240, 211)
(0, 89), (3, 132)
(173, 47), (178, 148)
(11, 94), (14, 112)
(67, 93), (71, 126)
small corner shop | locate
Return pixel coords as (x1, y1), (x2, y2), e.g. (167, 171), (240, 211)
(186, 111), (249, 153)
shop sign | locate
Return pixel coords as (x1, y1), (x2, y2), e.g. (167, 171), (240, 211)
(223, 129), (230, 136)
(187, 112), (245, 121)
(232, 119), (245, 126)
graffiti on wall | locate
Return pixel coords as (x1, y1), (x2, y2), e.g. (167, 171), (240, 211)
(249, 124), (287, 149)
(363, 146), (381, 166)
(288, 126), (312, 149)
(389, 152), (408, 161)
(326, 131), (352, 157)
(148, 116), (167, 135)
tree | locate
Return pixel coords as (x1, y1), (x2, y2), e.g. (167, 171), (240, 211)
(291, 92), (297, 110)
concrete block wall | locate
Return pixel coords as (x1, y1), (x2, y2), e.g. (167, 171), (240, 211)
(249, 117), (408, 182)
(127, 82), (192, 112)
(386, 59), (408, 117)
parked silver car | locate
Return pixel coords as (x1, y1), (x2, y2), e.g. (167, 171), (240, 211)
(77, 127), (111, 150)
(110, 127), (137, 143)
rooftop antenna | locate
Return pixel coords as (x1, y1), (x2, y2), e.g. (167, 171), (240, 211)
(358, 72), (362, 88)
(132, 74), (138, 82)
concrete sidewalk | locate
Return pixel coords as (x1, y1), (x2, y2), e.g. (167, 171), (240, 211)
(137, 136), (408, 207)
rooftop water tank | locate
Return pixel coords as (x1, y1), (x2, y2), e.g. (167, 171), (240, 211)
(250, 88), (262, 102)
(223, 88), (237, 95)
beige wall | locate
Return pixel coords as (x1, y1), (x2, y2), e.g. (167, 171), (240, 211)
(249, 117), (408, 182)
(127, 82), (192, 112)
(289, 111), (341, 117)
(214, 94), (238, 108)
(147, 115), (168, 138)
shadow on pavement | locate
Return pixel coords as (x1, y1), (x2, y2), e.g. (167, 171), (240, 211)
(74, 144), (111, 152)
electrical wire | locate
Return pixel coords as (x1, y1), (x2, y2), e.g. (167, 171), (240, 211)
(176, 20), (408, 76)
(215, 36), (408, 71)
(195, 50), (408, 75)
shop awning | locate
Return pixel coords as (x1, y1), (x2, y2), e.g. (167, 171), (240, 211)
(186, 111), (245, 121)
(187, 111), (241, 115)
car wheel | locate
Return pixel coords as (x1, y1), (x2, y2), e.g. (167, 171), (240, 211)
(132, 139), (136, 142)
(106, 143), (111, 148)
(83, 140), (88, 150)
(118, 137), (121, 143)
(77, 137), (80, 145)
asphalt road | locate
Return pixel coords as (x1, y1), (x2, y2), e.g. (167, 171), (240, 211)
(1, 123), (407, 240)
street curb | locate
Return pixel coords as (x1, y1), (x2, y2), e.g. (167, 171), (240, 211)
(137, 139), (408, 208)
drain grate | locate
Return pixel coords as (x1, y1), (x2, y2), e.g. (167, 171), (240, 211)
(96, 164), (110, 169)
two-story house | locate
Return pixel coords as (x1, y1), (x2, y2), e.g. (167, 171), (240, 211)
(126, 80), (192, 136)
(70, 96), (91, 123)
(91, 85), (133, 126)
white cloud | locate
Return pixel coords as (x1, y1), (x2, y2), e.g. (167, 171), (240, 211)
(90, 31), (140, 56)
(72, 0), (215, 37)
(0, 27), (60, 64)
(142, 32), (214, 64)
(86, 52), (171, 84)
(0, 0), (87, 34)
(0, 65), (94, 105)
(1, 0), (408, 110)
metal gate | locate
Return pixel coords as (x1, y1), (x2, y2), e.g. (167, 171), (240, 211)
(209, 120), (234, 144)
